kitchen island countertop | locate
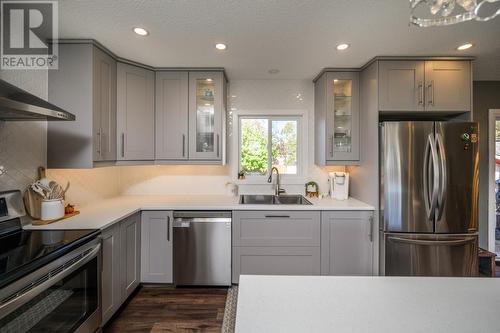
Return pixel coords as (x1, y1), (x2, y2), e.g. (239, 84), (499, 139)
(23, 195), (374, 230)
(235, 275), (500, 333)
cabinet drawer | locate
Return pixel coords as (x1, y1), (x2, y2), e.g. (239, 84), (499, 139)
(232, 247), (320, 283)
(233, 211), (320, 247)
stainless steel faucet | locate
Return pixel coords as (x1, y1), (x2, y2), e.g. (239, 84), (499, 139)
(267, 167), (285, 196)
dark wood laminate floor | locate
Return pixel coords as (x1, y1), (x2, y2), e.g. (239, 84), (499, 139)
(104, 287), (228, 333)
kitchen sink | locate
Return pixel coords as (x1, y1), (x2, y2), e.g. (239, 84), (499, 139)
(239, 194), (312, 205)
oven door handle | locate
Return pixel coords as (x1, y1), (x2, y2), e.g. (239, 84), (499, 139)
(0, 243), (101, 319)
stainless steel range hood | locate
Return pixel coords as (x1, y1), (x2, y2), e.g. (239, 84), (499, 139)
(0, 79), (75, 121)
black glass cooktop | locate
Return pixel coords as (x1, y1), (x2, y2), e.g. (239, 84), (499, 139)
(0, 220), (99, 288)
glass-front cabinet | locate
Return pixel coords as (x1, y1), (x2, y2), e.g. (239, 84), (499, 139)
(189, 72), (224, 160)
(314, 71), (360, 165)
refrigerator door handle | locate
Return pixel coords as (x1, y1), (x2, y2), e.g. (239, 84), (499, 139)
(423, 134), (439, 221)
(435, 133), (447, 221)
(389, 236), (472, 247)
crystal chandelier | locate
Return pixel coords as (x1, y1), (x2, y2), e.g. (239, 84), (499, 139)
(410, 0), (500, 27)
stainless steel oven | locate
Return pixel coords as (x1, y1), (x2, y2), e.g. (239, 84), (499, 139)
(0, 237), (101, 333)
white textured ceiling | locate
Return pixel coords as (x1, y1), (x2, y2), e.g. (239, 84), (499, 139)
(58, 0), (500, 80)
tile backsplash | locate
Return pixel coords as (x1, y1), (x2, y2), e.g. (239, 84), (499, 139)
(0, 70), (48, 193)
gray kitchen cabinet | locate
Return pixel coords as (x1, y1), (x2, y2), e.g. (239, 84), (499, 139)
(155, 72), (189, 160)
(48, 43), (116, 168)
(321, 211), (374, 276)
(314, 71), (360, 165)
(93, 47), (117, 162)
(424, 60), (471, 112)
(378, 60), (471, 113)
(101, 223), (121, 325)
(101, 212), (141, 322)
(378, 61), (425, 112)
(233, 211), (320, 247)
(188, 71), (225, 161)
(140, 211), (173, 283)
(232, 211), (321, 283)
(232, 247), (321, 283)
(120, 213), (141, 299)
(117, 63), (155, 161)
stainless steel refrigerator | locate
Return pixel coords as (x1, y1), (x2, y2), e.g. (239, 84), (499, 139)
(380, 121), (479, 277)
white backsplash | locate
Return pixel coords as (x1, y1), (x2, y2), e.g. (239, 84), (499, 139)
(47, 168), (121, 207)
(0, 70), (48, 193)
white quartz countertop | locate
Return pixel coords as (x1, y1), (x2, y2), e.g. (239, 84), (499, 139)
(235, 275), (500, 333)
(23, 195), (374, 230)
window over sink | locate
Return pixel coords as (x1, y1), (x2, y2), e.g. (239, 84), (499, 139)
(238, 116), (300, 176)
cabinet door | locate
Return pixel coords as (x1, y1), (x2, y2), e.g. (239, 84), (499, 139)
(141, 211), (173, 283)
(155, 72), (189, 160)
(379, 61), (425, 112)
(321, 211), (373, 276)
(188, 72), (223, 160)
(93, 47), (117, 161)
(232, 247), (320, 283)
(233, 211), (321, 247)
(120, 213), (141, 300)
(424, 61), (471, 112)
(325, 72), (360, 162)
(101, 223), (121, 324)
(117, 63), (155, 160)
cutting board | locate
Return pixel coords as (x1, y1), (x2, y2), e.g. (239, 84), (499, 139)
(32, 211), (80, 226)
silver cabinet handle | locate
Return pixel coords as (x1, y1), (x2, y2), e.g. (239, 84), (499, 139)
(182, 134), (186, 157)
(330, 135), (334, 157)
(121, 132), (125, 158)
(216, 134), (220, 157)
(167, 216), (170, 241)
(435, 133), (447, 221)
(418, 81), (424, 105)
(264, 215), (291, 218)
(368, 216), (373, 242)
(96, 128), (102, 155)
(427, 80), (434, 106)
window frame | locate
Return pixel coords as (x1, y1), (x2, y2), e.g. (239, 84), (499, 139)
(237, 115), (302, 181)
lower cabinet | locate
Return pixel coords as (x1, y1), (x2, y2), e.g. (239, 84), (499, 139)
(101, 212), (141, 325)
(232, 211), (321, 283)
(101, 223), (121, 325)
(321, 211), (374, 276)
(140, 211), (173, 283)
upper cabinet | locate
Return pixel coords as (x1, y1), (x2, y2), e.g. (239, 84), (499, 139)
(315, 71), (360, 165)
(379, 60), (471, 113)
(117, 63), (155, 161)
(424, 61), (471, 112)
(48, 41), (228, 168)
(48, 43), (117, 168)
(155, 72), (189, 160)
(188, 72), (225, 161)
(156, 71), (226, 163)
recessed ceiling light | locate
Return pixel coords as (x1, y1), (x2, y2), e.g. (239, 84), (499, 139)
(336, 43), (350, 51)
(333, 79), (339, 82)
(268, 69), (280, 74)
(206, 78), (213, 82)
(457, 42), (473, 51)
(215, 43), (227, 50)
(133, 27), (149, 36)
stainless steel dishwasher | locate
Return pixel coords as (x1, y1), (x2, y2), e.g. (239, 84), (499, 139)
(173, 211), (231, 286)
